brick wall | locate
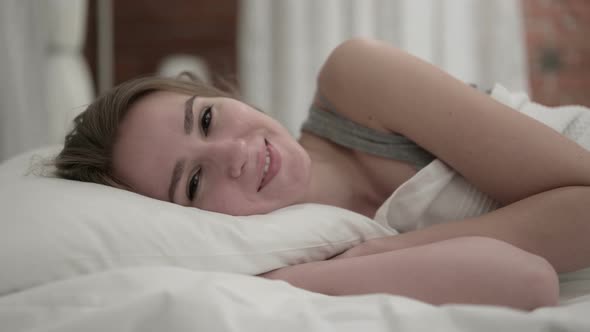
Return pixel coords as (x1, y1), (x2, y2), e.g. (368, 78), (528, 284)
(522, 0), (590, 107)
(85, 1), (589, 107)
(85, 0), (237, 91)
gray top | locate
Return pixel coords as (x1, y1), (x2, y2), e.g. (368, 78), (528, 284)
(300, 96), (435, 170)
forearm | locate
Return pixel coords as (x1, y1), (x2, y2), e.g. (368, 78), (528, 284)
(346, 186), (590, 273)
(261, 237), (558, 310)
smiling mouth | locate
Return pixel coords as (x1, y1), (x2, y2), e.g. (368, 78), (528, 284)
(258, 139), (272, 192)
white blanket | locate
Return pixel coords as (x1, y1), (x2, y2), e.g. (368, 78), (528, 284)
(1, 266), (590, 332)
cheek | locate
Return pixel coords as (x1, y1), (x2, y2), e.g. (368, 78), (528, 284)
(199, 185), (287, 216)
(280, 139), (312, 184)
(200, 190), (237, 214)
(198, 186), (259, 216)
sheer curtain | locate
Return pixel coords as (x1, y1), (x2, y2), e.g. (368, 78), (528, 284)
(0, 0), (93, 161)
(238, 0), (529, 135)
(0, 0), (49, 161)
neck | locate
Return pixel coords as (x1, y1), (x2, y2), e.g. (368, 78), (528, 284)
(298, 134), (381, 218)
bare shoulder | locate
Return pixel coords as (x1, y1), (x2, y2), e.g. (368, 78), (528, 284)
(315, 38), (397, 133)
(315, 37), (590, 204)
(316, 37), (461, 134)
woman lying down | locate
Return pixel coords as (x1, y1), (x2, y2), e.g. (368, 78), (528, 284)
(54, 38), (590, 310)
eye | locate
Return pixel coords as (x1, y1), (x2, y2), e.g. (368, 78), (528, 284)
(187, 169), (201, 201)
(200, 105), (213, 136)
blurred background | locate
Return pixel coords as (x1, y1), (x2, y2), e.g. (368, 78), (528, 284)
(0, 0), (588, 162)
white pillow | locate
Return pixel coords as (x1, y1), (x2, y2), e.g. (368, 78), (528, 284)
(0, 146), (395, 295)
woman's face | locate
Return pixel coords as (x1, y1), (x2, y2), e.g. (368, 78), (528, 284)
(112, 91), (312, 216)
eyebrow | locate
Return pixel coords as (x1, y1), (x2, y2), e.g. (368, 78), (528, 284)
(168, 159), (185, 203)
(184, 95), (197, 134)
(168, 95), (197, 203)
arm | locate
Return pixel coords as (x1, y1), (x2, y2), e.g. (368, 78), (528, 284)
(336, 186), (590, 273)
(318, 38), (590, 272)
(318, 38), (590, 205)
(260, 236), (558, 310)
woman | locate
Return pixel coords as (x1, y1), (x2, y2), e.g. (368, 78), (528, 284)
(56, 38), (590, 309)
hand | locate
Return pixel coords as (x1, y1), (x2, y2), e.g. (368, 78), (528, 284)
(330, 235), (409, 260)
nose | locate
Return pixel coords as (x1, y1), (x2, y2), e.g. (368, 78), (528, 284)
(208, 138), (248, 178)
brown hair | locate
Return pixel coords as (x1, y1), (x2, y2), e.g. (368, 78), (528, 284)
(54, 74), (235, 188)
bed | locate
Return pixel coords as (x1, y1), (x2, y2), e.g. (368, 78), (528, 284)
(1, 85), (590, 331)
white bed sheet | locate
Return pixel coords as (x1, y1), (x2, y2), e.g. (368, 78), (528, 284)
(1, 266), (589, 332)
(2, 85), (590, 331)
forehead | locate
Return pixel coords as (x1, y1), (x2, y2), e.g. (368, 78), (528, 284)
(129, 90), (189, 124)
(117, 91), (188, 152)
(112, 91), (190, 200)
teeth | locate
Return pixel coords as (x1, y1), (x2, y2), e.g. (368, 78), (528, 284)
(263, 150), (270, 175)
(259, 146), (271, 191)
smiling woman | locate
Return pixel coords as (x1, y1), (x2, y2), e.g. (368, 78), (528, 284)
(52, 38), (590, 309)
